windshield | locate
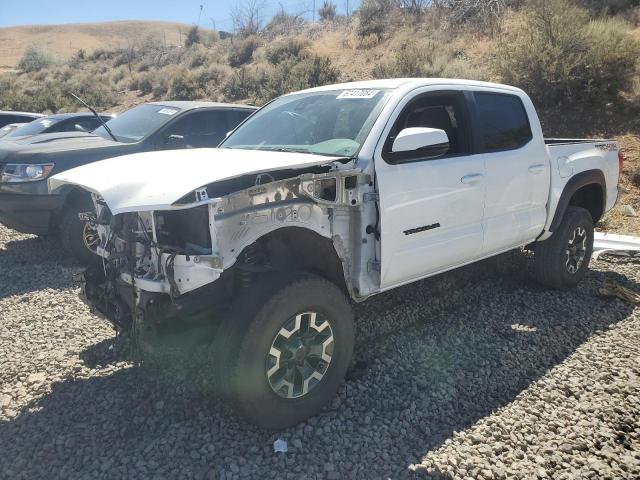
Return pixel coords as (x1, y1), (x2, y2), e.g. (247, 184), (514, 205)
(221, 88), (392, 157)
(93, 104), (182, 143)
(7, 117), (59, 137)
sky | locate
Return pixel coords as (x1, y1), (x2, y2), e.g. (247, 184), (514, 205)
(0, 0), (359, 31)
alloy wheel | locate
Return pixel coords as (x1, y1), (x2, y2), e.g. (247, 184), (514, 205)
(266, 312), (334, 399)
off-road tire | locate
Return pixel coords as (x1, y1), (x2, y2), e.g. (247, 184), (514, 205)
(215, 271), (354, 429)
(534, 206), (594, 290)
(60, 201), (99, 265)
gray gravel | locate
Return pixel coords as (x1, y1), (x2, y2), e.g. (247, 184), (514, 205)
(0, 223), (639, 479)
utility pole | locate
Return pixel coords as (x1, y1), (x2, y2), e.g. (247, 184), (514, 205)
(210, 17), (216, 31)
(198, 4), (204, 26)
(313, 0), (316, 22)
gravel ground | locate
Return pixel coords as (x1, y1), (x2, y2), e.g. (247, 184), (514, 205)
(0, 224), (639, 480)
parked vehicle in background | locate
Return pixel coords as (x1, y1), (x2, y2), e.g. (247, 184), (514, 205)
(1, 112), (115, 141)
(0, 123), (27, 139)
(51, 79), (621, 429)
(0, 111), (44, 129)
(0, 101), (256, 263)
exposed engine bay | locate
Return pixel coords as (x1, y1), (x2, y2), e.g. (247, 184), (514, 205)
(82, 163), (377, 337)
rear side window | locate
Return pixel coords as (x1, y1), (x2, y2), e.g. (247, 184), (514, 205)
(474, 92), (532, 152)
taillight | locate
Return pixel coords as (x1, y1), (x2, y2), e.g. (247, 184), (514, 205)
(618, 150), (625, 177)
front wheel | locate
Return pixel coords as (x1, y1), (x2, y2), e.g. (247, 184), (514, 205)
(60, 201), (100, 265)
(216, 272), (354, 429)
(533, 206), (594, 290)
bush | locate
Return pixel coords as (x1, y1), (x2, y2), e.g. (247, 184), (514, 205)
(318, 2), (338, 21)
(357, 0), (394, 42)
(168, 70), (201, 100)
(185, 26), (201, 47)
(228, 35), (261, 67)
(222, 67), (265, 101)
(372, 43), (482, 80)
(264, 38), (310, 64)
(575, 0), (640, 14)
(258, 55), (339, 103)
(137, 73), (154, 94)
(494, 0), (640, 106)
(18, 46), (53, 72)
(263, 11), (305, 36)
(446, 0), (506, 27)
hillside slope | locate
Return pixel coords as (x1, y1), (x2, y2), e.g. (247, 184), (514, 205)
(0, 21), (198, 71)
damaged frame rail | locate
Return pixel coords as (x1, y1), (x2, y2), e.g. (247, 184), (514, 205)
(84, 165), (374, 330)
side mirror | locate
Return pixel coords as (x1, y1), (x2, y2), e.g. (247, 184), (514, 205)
(390, 127), (449, 161)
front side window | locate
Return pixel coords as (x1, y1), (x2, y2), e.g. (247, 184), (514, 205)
(221, 89), (392, 157)
(383, 91), (471, 163)
(93, 104), (183, 143)
(474, 92), (532, 152)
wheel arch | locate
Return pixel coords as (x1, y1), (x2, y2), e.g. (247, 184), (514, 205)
(550, 169), (605, 232)
(236, 226), (351, 298)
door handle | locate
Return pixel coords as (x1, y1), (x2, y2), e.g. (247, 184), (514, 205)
(460, 173), (484, 184)
(528, 163), (545, 174)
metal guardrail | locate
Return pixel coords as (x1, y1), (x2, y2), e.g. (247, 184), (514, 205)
(592, 232), (640, 260)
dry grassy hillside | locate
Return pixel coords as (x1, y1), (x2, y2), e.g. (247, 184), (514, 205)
(0, 21), (197, 72)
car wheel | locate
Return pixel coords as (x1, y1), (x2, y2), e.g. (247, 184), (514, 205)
(60, 201), (100, 265)
(216, 271), (354, 429)
(534, 206), (594, 290)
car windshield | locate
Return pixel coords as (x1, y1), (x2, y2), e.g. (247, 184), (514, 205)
(221, 88), (392, 157)
(7, 117), (60, 137)
(92, 104), (182, 143)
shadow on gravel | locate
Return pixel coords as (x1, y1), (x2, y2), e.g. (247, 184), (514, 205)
(0, 235), (80, 299)
(0, 255), (637, 479)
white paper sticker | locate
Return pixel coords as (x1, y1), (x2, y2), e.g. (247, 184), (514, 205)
(158, 108), (179, 115)
(337, 89), (380, 99)
(39, 120), (54, 127)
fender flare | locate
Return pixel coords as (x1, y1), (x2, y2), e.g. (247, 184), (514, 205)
(549, 169), (606, 232)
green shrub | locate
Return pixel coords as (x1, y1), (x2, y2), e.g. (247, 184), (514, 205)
(138, 73), (154, 94)
(319, 2), (338, 21)
(575, 0), (639, 15)
(357, 0), (394, 42)
(494, 0), (640, 106)
(18, 46), (54, 72)
(185, 26), (201, 47)
(228, 36), (261, 67)
(446, 0), (506, 27)
(168, 70), (200, 100)
(258, 55), (339, 103)
(222, 67), (265, 101)
(264, 38), (310, 64)
(263, 11), (305, 36)
(372, 43), (482, 80)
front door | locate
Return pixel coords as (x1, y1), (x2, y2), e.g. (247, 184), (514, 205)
(375, 90), (486, 289)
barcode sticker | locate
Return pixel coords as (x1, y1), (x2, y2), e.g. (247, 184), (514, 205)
(337, 89), (380, 99)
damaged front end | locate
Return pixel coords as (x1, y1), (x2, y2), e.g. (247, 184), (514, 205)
(78, 161), (374, 341)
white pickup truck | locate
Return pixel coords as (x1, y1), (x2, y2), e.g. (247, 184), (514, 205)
(51, 79), (622, 428)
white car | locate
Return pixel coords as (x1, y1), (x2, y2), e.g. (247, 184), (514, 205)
(51, 79), (622, 428)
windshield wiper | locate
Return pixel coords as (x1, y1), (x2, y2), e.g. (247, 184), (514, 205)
(70, 92), (118, 142)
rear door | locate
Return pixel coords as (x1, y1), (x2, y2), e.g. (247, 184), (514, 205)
(375, 89), (486, 289)
(471, 91), (550, 254)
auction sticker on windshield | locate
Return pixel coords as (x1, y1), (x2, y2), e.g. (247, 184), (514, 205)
(337, 89), (380, 99)
(158, 108), (179, 115)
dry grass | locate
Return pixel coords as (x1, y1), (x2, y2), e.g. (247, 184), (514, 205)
(0, 21), (197, 72)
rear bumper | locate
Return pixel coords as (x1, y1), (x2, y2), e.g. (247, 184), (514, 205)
(0, 192), (64, 235)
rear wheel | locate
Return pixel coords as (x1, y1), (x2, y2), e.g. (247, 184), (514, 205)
(534, 206), (594, 290)
(60, 201), (99, 265)
(215, 272), (354, 429)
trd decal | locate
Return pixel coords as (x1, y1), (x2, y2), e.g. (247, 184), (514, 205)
(403, 223), (440, 235)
